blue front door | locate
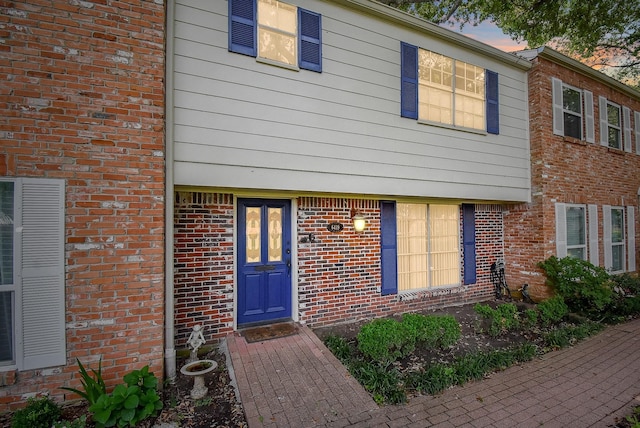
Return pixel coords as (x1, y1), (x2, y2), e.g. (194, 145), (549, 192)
(237, 199), (292, 326)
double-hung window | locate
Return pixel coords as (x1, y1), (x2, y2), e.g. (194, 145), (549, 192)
(599, 97), (632, 151)
(565, 205), (586, 260)
(552, 78), (594, 142)
(603, 205), (636, 274)
(392, 203), (461, 293)
(401, 43), (499, 134)
(229, 0), (322, 72)
(0, 178), (65, 370)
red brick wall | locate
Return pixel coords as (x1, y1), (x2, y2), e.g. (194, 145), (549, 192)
(173, 194), (501, 339)
(0, 0), (165, 411)
(504, 56), (640, 301)
(173, 192), (235, 346)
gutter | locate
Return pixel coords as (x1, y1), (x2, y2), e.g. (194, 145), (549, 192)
(164, 0), (176, 381)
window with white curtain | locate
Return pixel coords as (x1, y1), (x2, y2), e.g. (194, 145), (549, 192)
(397, 203), (459, 291)
(610, 207), (625, 272)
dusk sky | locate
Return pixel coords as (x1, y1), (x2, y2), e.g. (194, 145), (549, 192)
(446, 21), (528, 53)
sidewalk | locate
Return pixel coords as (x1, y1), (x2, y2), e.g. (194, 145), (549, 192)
(226, 318), (640, 427)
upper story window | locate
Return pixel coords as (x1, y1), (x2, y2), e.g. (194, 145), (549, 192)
(551, 78), (594, 142)
(606, 101), (622, 149)
(229, 0), (322, 72)
(401, 43), (499, 134)
(599, 96), (632, 152)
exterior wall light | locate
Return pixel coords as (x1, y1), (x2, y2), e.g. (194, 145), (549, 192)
(351, 208), (366, 232)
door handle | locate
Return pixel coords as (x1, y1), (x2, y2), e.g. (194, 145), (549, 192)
(286, 259), (291, 275)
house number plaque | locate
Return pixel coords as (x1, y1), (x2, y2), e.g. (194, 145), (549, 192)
(327, 222), (343, 233)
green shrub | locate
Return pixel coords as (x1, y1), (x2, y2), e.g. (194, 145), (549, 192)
(606, 273), (640, 320)
(324, 335), (353, 362)
(62, 358), (107, 406)
(357, 318), (414, 364)
(11, 396), (61, 428)
(474, 303), (520, 336)
(401, 313), (461, 349)
(349, 360), (405, 405)
(88, 365), (162, 428)
(522, 308), (538, 330)
(543, 321), (604, 350)
(537, 295), (568, 326)
(538, 256), (612, 317)
(52, 415), (87, 428)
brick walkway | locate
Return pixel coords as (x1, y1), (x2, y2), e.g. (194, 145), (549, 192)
(226, 318), (640, 427)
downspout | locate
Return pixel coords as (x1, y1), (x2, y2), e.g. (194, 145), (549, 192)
(164, 0), (176, 382)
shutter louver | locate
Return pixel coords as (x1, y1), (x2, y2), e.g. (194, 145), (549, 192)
(462, 204), (476, 284)
(552, 78), (564, 136)
(588, 204), (599, 266)
(603, 205), (612, 270)
(400, 42), (418, 119)
(555, 203), (567, 258)
(486, 70), (499, 134)
(298, 8), (322, 72)
(380, 201), (398, 296)
(229, 0), (256, 57)
(628, 206), (635, 272)
(599, 96), (608, 146)
(584, 90), (594, 143)
(623, 106), (632, 152)
(635, 111), (640, 154)
(19, 178), (66, 370)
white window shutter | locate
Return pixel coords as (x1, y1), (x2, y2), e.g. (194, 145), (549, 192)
(623, 106), (632, 152)
(603, 205), (612, 271)
(18, 178), (66, 370)
(555, 203), (567, 257)
(552, 78), (564, 136)
(583, 90), (594, 143)
(635, 111), (640, 155)
(628, 206), (636, 272)
(588, 204), (599, 266)
(599, 96), (608, 146)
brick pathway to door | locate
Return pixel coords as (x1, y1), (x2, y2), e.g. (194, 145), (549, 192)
(226, 318), (640, 427)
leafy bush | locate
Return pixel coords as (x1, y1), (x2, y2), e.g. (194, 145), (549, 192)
(349, 360), (405, 405)
(62, 358), (107, 406)
(401, 313), (461, 349)
(88, 365), (162, 428)
(11, 396), (61, 428)
(52, 415), (87, 428)
(474, 303), (520, 336)
(543, 321), (604, 350)
(537, 295), (568, 326)
(324, 335), (353, 362)
(357, 318), (414, 364)
(538, 256), (612, 316)
(606, 273), (640, 320)
(522, 308), (538, 330)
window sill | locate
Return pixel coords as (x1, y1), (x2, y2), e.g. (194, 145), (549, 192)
(256, 56), (300, 72)
(417, 119), (488, 136)
(563, 136), (586, 146)
(607, 146), (625, 155)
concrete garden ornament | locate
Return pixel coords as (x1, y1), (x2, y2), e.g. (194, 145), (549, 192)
(181, 324), (217, 399)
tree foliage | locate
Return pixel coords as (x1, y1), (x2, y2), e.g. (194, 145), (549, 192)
(383, 0), (640, 84)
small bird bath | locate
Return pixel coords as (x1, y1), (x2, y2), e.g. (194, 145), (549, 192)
(180, 359), (217, 399)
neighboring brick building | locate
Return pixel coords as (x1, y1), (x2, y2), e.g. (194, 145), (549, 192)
(0, 1), (165, 411)
(504, 48), (640, 300)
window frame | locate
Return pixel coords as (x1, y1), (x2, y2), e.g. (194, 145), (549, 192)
(561, 83), (583, 140)
(396, 203), (461, 292)
(606, 101), (622, 149)
(609, 206), (625, 273)
(564, 204), (587, 260)
(257, 0), (298, 69)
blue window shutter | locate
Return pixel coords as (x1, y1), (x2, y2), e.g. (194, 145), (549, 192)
(380, 201), (398, 295)
(229, 0), (256, 56)
(401, 42), (418, 119)
(299, 8), (322, 72)
(486, 70), (499, 134)
(462, 204), (477, 284)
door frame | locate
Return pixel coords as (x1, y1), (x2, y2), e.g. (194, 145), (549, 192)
(233, 195), (298, 330)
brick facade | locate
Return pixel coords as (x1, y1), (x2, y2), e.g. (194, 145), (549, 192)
(173, 193), (503, 343)
(504, 53), (640, 301)
(0, 1), (165, 411)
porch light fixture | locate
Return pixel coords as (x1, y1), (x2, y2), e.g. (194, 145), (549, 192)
(351, 208), (366, 232)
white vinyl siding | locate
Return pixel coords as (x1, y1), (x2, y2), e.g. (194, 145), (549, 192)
(0, 178), (65, 370)
(170, 0), (531, 202)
